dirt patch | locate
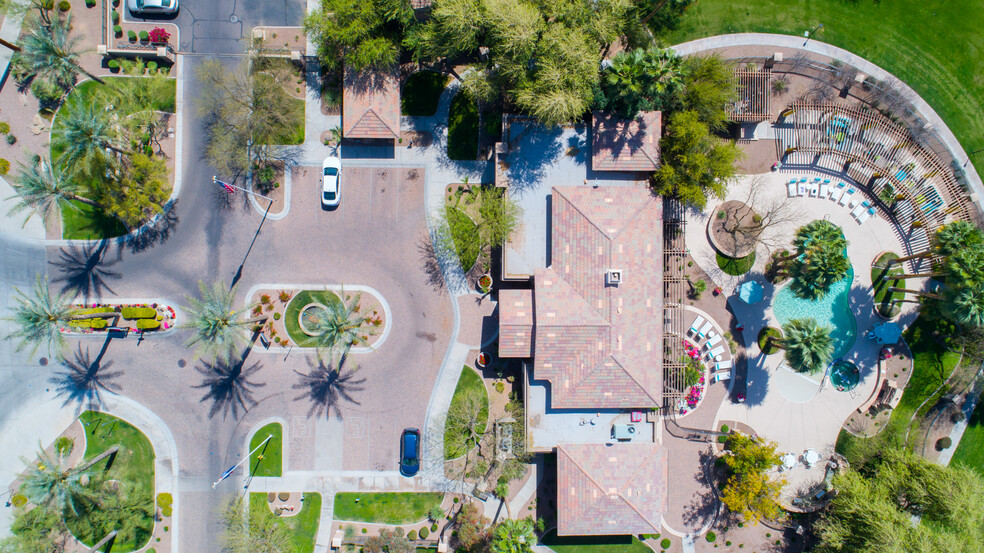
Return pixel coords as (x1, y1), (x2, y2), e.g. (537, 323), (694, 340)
(708, 200), (761, 258)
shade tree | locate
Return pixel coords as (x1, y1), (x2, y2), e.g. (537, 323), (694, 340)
(719, 433), (785, 522)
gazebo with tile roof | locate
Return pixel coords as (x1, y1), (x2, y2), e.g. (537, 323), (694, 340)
(557, 442), (667, 536)
(591, 111), (661, 172)
(343, 66), (401, 140)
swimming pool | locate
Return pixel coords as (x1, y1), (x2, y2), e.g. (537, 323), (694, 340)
(773, 267), (858, 359)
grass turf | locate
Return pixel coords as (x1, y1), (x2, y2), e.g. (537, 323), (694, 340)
(951, 399), (984, 475)
(871, 252), (904, 318)
(67, 411), (156, 552)
(283, 289), (344, 347)
(249, 492), (322, 553)
(445, 205), (481, 272)
(836, 316), (960, 464)
(541, 530), (652, 553)
(249, 422), (283, 477)
(444, 366), (489, 459)
(53, 77), (176, 239)
(653, 0), (984, 177)
(716, 251), (756, 276)
(448, 91), (479, 160)
(332, 492), (444, 525)
(402, 71), (450, 116)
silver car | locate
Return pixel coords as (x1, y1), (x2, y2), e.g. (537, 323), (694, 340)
(127, 0), (179, 15)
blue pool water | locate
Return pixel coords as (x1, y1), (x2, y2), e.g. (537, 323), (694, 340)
(773, 267), (857, 359)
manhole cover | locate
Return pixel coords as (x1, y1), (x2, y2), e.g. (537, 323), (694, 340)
(229, 14), (240, 23)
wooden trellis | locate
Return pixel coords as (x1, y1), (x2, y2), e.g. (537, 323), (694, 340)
(662, 199), (687, 403)
(731, 69), (773, 122)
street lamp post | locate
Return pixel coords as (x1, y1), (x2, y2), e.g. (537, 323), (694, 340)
(212, 434), (273, 489)
(803, 23), (824, 46)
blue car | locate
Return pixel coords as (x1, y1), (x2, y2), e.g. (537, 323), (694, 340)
(400, 428), (420, 477)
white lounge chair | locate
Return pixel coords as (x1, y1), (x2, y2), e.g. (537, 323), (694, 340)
(704, 334), (722, 349)
(715, 360), (733, 371)
(688, 315), (705, 335)
(839, 189), (854, 207)
(819, 184), (830, 198)
(858, 208), (874, 224)
(799, 183), (809, 196)
(706, 346), (725, 361)
(713, 372), (731, 383)
(851, 202), (867, 220)
(829, 185), (844, 203)
(809, 183), (819, 197)
(697, 321), (713, 338)
(787, 183), (797, 197)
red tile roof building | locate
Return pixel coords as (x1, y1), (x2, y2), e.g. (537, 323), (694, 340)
(591, 111), (661, 172)
(499, 289), (534, 358)
(557, 443), (668, 536)
(343, 67), (401, 140)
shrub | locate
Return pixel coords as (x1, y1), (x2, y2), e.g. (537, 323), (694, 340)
(137, 319), (161, 330)
(453, 497), (459, 503)
(407, 530), (417, 540)
(273, 312), (281, 320)
(111, 10), (119, 23)
(30, 79), (63, 107)
(108, 59), (121, 70)
(147, 61), (158, 71)
(720, 424), (729, 433)
(139, 30), (150, 41)
(128, 30), (137, 41)
(278, 492), (289, 501)
(0, 159), (9, 176)
(706, 531), (716, 542)
(936, 437), (952, 450)
(90, 318), (108, 329)
(158, 493), (173, 508)
(161, 505), (172, 517)
(58, 0), (70, 10)
(431, 523), (438, 532)
(113, 24), (122, 36)
(419, 527), (429, 539)
(10, 494), (26, 507)
(86, 0), (96, 6)
(55, 436), (74, 456)
(149, 27), (170, 43)
(361, 528), (367, 534)
(494, 382), (505, 393)
(661, 538), (671, 548)
(5, 134), (15, 145)
(0, 122), (9, 134)
(122, 307), (157, 319)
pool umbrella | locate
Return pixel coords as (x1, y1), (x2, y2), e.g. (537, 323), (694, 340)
(739, 281), (763, 304)
(874, 322), (902, 344)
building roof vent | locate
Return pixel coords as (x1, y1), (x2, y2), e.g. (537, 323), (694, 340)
(606, 269), (622, 286)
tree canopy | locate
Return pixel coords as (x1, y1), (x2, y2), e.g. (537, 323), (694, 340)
(815, 450), (984, 553)
(781, 318), (834, 374)
(594, 47), (684, 119)
(720, 433), (784, 522)
(305, 0), (412, 71)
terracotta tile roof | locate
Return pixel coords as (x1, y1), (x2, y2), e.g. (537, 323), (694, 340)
(557, 443), (667, 536)
(592, 111), (661, 172)
(410, 0), (432, 8)
(532, 186), (663, 409)
(343, 66), (400, 140)
(499, 289), (534, 358)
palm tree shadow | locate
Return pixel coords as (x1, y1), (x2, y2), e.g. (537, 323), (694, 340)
(292, 354), (365, 420)
(49, 240), (121, 301)
(49, 340), (123, 410)
(194, 352), (265, 420)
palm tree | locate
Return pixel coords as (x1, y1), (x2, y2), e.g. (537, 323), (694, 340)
(601, 47), (684, 118)
(17, 13), (104, 88)
(19, 446), (99, 516)
(50, 97), (126, 176)
(292, 353), (365, 420)
(309, 292), (375, 359)
(772, 219), (847, 279)
(789, 241), (851, 300)
(182, 281), (263, 361)
(945, 285), (984, 327)
(5, 276), (75, 356)
(781, 318), (833, 374)
(7, 158), (102, 226)
(890, 220), (983, 265)
(489, 518), (536, 553)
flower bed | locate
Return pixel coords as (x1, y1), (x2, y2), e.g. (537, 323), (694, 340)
(248, 287), (387, 350)
(61, 303), (176, 335)
(679, 339), (708, 415)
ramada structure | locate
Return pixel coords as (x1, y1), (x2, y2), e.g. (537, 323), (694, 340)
(342, 66), (401, 141)
(499, 185), (668, 536)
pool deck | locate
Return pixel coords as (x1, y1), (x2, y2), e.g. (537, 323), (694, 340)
(688, 170), (923, 497)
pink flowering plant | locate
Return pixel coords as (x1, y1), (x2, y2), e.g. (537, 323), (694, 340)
(149, 27), (170, 44)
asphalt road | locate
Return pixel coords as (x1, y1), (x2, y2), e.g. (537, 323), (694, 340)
(127, 0), (306, 54)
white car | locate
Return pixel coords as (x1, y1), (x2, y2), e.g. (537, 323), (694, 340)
(127, 0), (179, 15)
(322, 156), (341, 208)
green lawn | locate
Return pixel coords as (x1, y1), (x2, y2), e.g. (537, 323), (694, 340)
(541, 530), (652, 553)
(836, 316), (960, 464)
(871, 252), (904, 318)
(445, 205), (481, 272)
(448, 90), (479, 160)
(654, 0), (984, 177)
(402, 71), (450, 116)
(249, 492), (322, 553)
(52, 77), (176, 239)
(332, 492), (444, 525)
(67, 411), (156, 552)
(951, 399), (984, 475)
(283, 290), (344, 347)
(249, 422), (283, 477)
(716, 251), (755, 276)
(444, 366), (489, 459)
